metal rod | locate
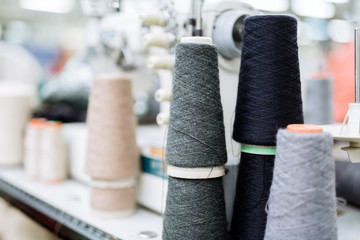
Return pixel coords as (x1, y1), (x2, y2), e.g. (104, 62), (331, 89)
(355, 28), (360, 103)
(194, 0), (203, 36)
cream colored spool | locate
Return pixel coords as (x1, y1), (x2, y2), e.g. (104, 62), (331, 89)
(39, 123), (67, 183)
(156, 111), (170, 125)
(140, 12), (167, 26)
(147, 55), (175, 70)
(155, 88), (172, 102)
(24, 120), (44, 179)
(86, 74), (140, 180)
(90, 187), (136, 218)
(143, 33), (171, 48)
(0, 84), (32, 166)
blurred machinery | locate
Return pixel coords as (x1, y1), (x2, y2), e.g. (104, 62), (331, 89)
(140, 0), (257, 160)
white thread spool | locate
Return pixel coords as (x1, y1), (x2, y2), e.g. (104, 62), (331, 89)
(147, 55), (175, 70)
(0, 83), (33, 166)
(39, 122), (67, 183)
(155, 88), (172, 102)
(156, 111), (170, 126)
(143, 33), (173, 49)
(140, 12), (167, 26)
(24, 119), (46, 180)
(62, 123), (90, 184)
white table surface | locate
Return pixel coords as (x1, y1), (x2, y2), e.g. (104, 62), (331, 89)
(0, 168), (163, 240)
(0, 167), (359, 240)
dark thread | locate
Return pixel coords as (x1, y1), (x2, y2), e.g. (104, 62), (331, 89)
(230, 15), (304, 240)
(163, 41), (228, 240)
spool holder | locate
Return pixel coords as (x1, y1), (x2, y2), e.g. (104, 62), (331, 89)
(332, 28), (360, 163)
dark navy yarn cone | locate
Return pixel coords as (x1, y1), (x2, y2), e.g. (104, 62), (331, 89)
(230, 15), (304, 240)
(232, 15), (303, 146)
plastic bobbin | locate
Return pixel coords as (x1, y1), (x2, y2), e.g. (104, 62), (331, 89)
(166, 164), (225, 179)
(147, 55), (175, 70)
(156, 112), (170, 126)
(181, 36), (213, 45)
(154, 88), (172, 102)
(287, 124), (323, 134)
(143, 33), (172, 48)
(140, 12), (167, 26)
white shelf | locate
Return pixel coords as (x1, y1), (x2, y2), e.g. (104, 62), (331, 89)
(0, 167), (359, 240)
(0, 168), (163, 240)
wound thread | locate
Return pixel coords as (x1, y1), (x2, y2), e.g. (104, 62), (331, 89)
(231, 15), (304, 240)
(165, 42), (227, 168)
(85, 74), (139, 218)
(85, 74), (139, 180)
(163, 39), (228, 239)
(264, 129), (337, 240)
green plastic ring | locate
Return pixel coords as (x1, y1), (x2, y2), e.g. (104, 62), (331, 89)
(241, 144), (276, 155)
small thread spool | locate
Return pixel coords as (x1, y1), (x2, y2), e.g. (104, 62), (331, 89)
(0, 83), (33, 166)
(143, 33), (173, 49)
(86, 74), (139, 180)
(156, 111), (169, 126)
(265, 124), (337, 240)
(147, 55), (175, 70)
(39, 121), (67, 183)
(155, 88), (172, 102)
(24, 118), (46, 180)
(140, 12), (167, 26)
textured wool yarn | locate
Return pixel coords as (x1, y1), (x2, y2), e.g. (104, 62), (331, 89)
(163, 38), (228, 240)
(304, 78), (333, 125)
(232, 15), (303, 146)
(85, 74), (139, 180)
(265, 128), (337, 240)
(335, 160), (360, 206)
(230, 15), (304, 240)
(165, 41), (227, 168)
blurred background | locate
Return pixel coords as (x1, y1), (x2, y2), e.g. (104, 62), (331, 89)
(0, 0), (360, 239)
(0, 0), (358, 125)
